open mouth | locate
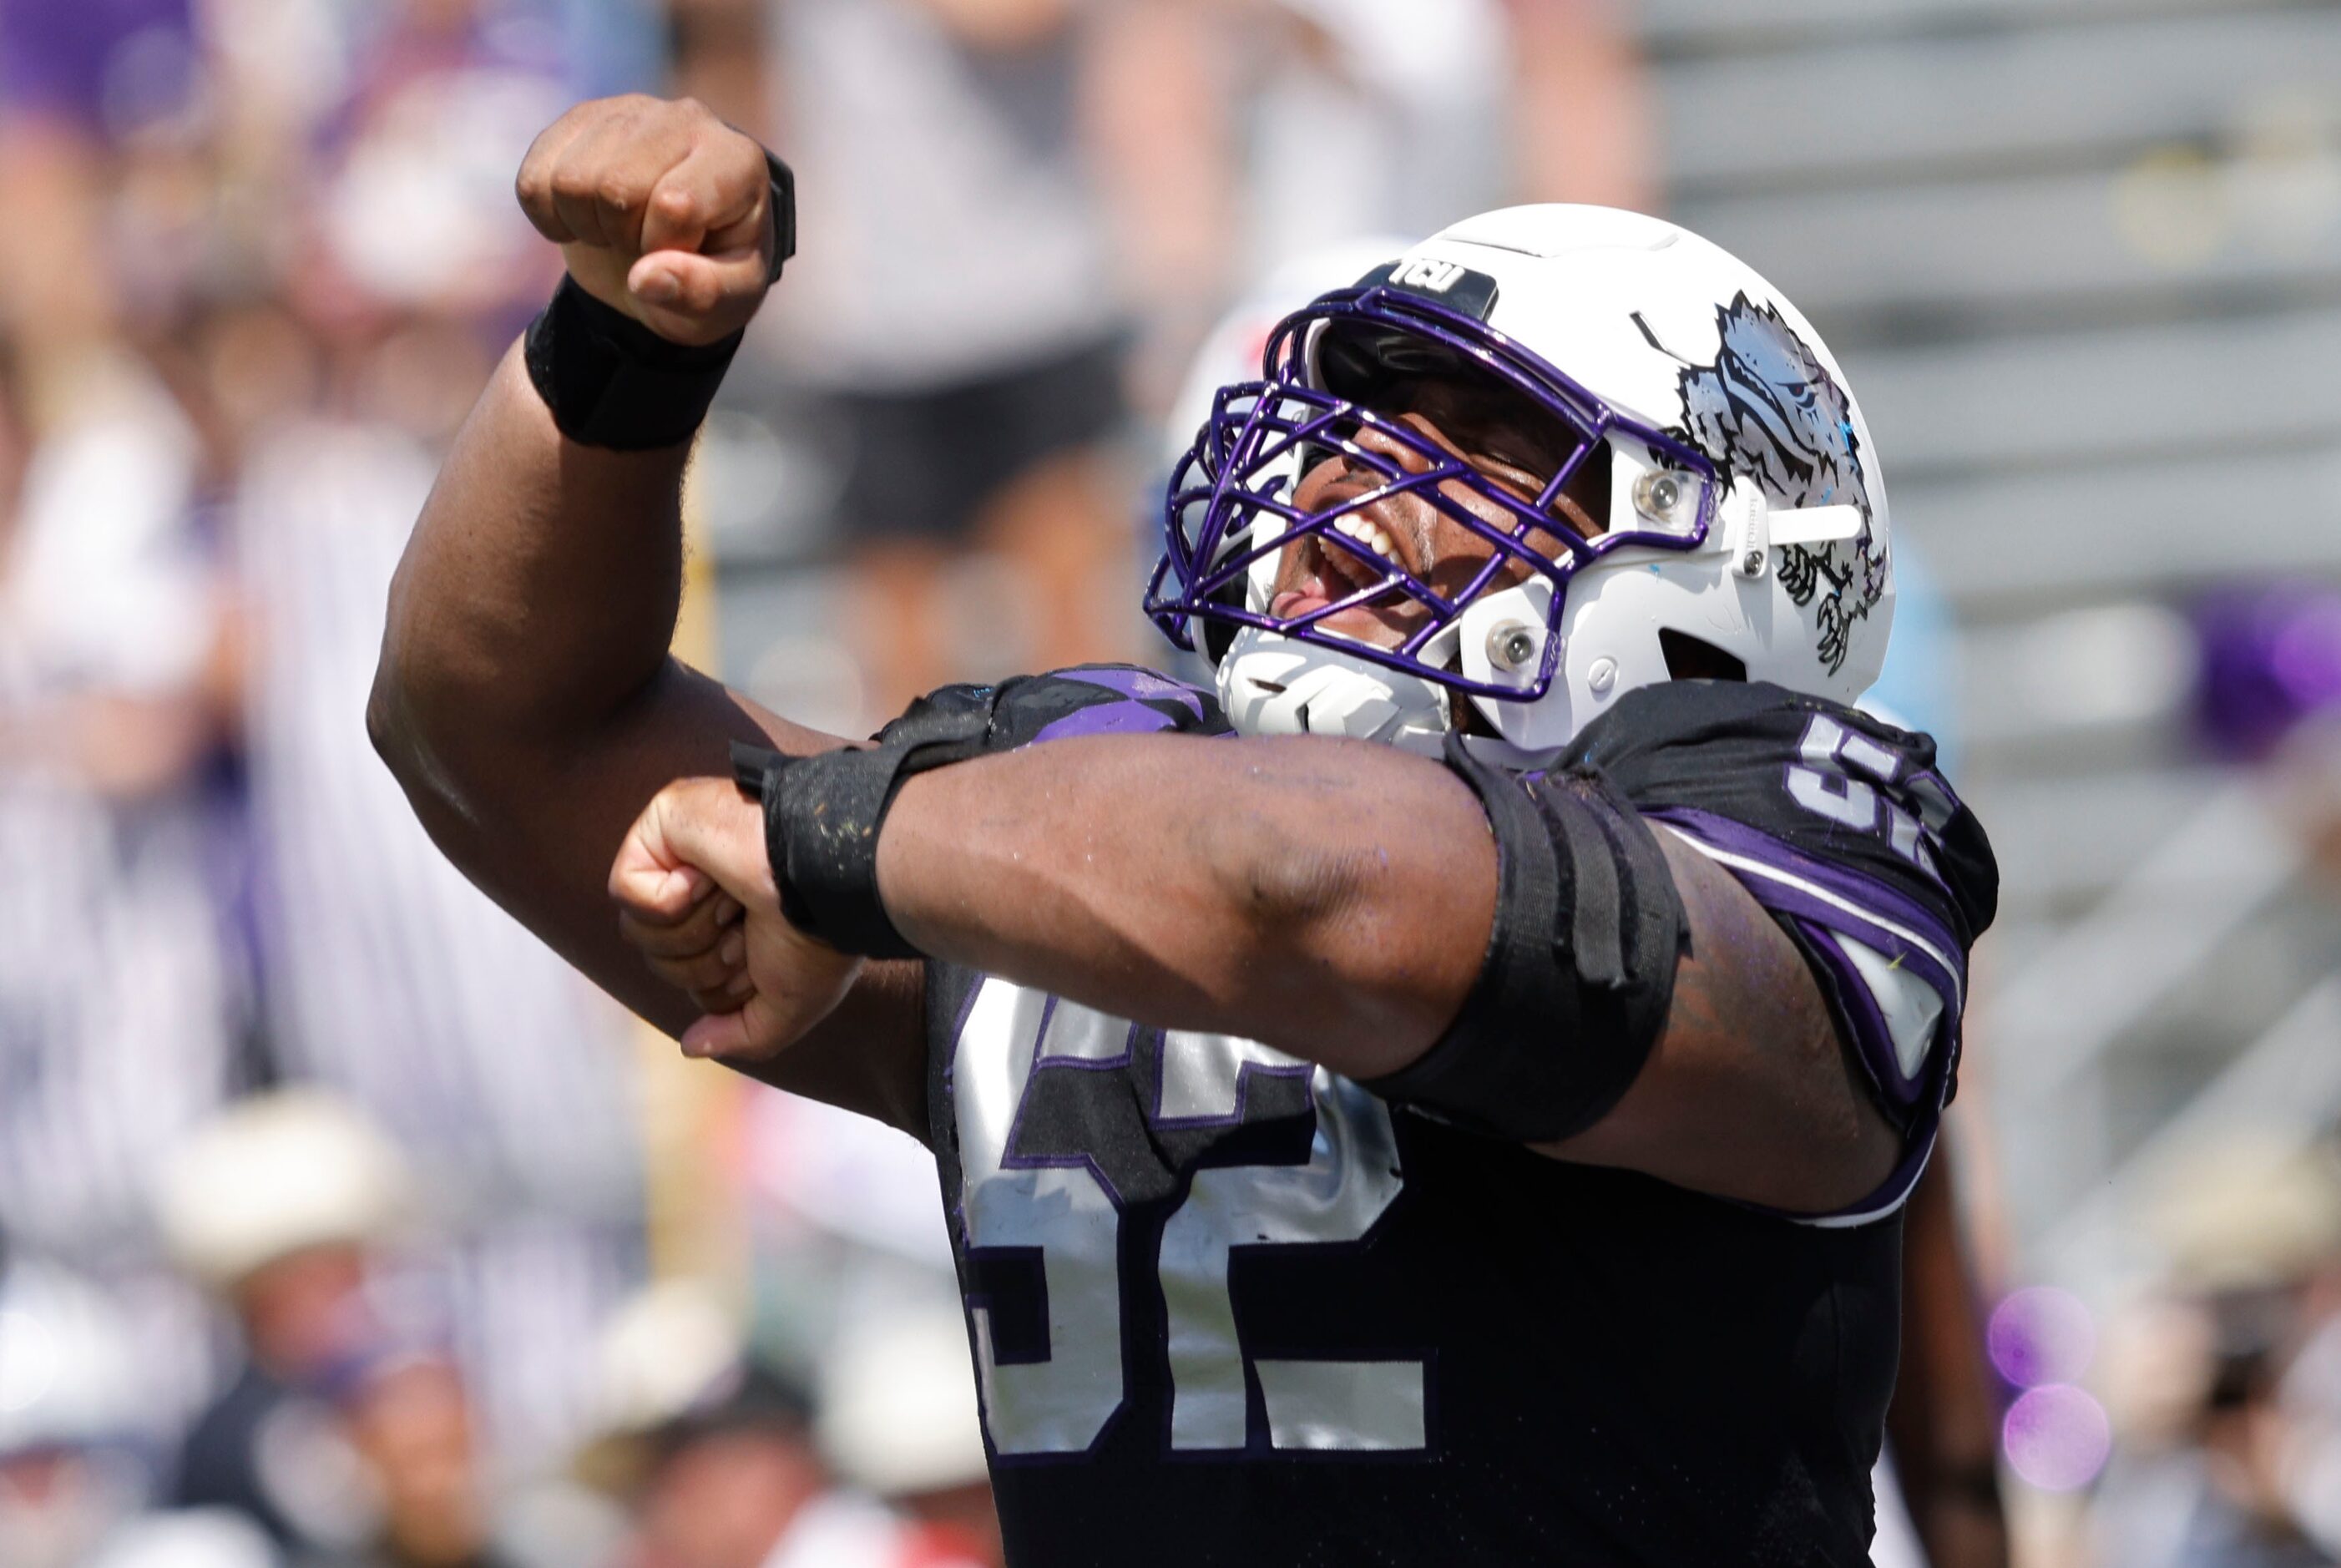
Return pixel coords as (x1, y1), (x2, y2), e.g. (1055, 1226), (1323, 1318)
(1267, 512), (1422, 645)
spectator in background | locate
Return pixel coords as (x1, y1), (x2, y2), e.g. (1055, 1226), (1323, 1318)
(0, 306), (240, 1434)
(584, 1282), (981, 1568)
(0, 0), (202, 372)
(1150, 0), (1656, 326)
(336, 1351), (528, 1568)
(1502, 0), (1656, 211)
(2095, 1137), (2341, 1568)
(158, 1090), (537, 1568)
(677, 0), (1142, 717)
(817, 1307), (1004, 1568)
(0, 1257), (281, 1568)
(227, 0), (648, 1471)
(155, 1090), (416, 1559)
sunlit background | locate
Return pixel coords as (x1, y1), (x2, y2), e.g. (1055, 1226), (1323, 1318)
(3, 2), (2340, 1565)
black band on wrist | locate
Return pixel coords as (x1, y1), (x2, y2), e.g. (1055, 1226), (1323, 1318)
(523, 276), (742, 451)
(763, 148), (796, 283)
(524, 271), (735, 449)
(730, 692), (999, 959)
(523, 147), (795, 449)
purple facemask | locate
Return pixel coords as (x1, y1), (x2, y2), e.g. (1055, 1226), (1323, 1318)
(1146, 283), (1721, 704)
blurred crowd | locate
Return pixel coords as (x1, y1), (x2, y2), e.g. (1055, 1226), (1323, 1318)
(2019, 1137), (2341, 1568)
(0, 0), (1655, 1564)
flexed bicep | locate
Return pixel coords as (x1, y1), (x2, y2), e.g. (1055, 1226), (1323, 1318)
(1542, 830), (1900, 1212)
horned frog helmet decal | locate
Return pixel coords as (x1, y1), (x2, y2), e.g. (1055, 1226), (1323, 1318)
(1673, 291), (1886, 679)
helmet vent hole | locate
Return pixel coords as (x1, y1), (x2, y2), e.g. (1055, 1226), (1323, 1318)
(1659, 629), (1747, 683)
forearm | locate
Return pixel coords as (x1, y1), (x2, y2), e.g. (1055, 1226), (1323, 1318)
(874, 732), (1496, 1076)
(862, 733), (1898, 1209)
(372, 343), (806, 994)
(376, 88), (823, 771)
(376, 343), (689, 750)
(372, 94), (928, 1131)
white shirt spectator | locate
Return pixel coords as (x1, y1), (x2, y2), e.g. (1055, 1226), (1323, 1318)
(232, 414), (645, 1467)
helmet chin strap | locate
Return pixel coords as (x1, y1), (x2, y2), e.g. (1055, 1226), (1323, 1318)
(1216, 627), (1451, 756)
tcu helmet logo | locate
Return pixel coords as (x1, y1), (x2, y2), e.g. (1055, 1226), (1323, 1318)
(1360, 256), (1502, 320)
(1665, 292), (1888, 677)
(1391, 257), (1468, 293)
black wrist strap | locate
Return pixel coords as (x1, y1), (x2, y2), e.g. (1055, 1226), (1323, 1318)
(730, 695), (998, 959)
(523, 146), (796, 450)
(525, 277), (743, 450)
(761, 147), (796, 283)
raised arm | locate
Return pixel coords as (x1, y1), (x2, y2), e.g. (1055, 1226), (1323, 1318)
(616, 730), (1899, 1211)
(367, 96), (926, 1136)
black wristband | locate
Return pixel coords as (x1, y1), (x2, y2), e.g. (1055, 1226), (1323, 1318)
(730, 693), (999, 959)
(523, 146), (796, 450)
(523, 276), (741, 451)
(761, 147), (796, 283)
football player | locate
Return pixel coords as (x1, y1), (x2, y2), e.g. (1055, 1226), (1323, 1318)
(372, 97), (1998, 1564)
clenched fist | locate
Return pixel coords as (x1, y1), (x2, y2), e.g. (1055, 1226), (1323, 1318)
(609, 776), (862, 1062)
(516, 95), (779, 346)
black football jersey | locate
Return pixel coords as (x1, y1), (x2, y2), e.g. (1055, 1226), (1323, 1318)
(917, 669), (1998, 1567)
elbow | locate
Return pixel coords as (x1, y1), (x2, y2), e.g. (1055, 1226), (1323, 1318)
(366, 652), (417, 781)
(367, 645), (448, 817)
(367, 632), (481, 829)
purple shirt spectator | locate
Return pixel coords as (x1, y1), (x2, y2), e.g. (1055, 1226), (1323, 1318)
(0, 0), (197, 137)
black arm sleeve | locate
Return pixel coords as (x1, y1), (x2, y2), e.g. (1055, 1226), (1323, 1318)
(1361, 737), (1686, 1143)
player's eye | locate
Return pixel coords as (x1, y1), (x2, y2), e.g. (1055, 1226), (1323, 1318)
(1472, 442), (1551, 484)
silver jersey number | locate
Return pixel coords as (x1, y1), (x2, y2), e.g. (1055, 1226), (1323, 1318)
(952, 978), (1422, 1456)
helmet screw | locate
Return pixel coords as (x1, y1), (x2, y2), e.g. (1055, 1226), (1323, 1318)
(1632, 468), (1695, 527)
(1588, 657), (1619, 695)
(1488, 623), (1540, 672)
(1741, 549), (1766, 574)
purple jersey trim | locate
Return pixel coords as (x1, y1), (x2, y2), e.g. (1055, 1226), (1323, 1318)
(1806, 925), (1930, 1105)
(1059, 665), (1210, 719)
(1033, 701), (1185, 745)
(1645, 805), (1968, 967)
(1646, 807), (1968, 1227)
(1735, 877), (1962, 1020)
(1029, 668), (1216, 745)
(1809, 1104), (1944, 1230)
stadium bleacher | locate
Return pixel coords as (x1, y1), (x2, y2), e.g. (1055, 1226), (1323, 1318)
(1646, 0), (2341, 1293)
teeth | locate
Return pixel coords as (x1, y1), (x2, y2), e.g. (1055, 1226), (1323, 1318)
(1331, 514), (1399, 564)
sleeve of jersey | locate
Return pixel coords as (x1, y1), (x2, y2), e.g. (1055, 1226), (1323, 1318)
(1655, 807), (1968, 1225)
(1566, 682), (2000, 1227)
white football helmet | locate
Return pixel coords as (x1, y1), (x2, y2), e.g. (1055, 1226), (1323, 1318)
(1148, 205), (1893, 763)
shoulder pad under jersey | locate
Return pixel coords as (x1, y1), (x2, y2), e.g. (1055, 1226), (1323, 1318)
(1560, 679), (1997, 950)
(1562, 681), (1995, 1220)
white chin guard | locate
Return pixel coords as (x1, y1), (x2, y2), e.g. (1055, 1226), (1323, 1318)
(1216, 627), (1451, 756)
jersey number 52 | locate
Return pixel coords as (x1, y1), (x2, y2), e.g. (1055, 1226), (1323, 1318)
(950, 979), (1424, 1458)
